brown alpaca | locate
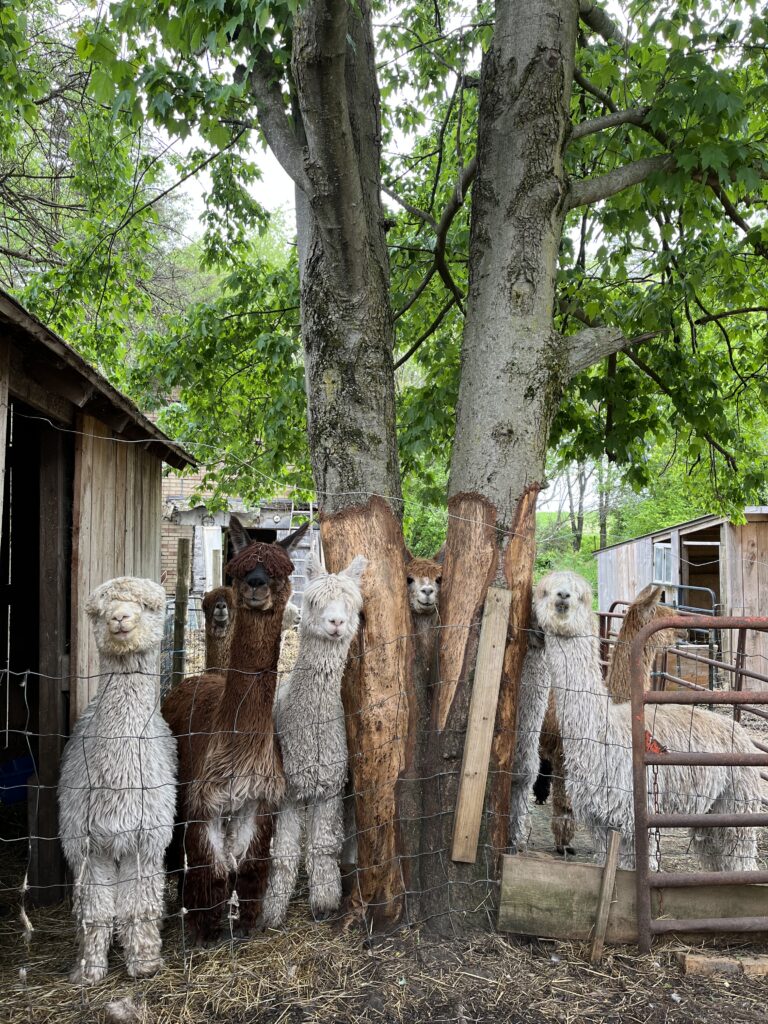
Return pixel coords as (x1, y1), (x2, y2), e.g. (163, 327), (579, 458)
(605, 584), (680, 702)
(163, 515), (309, 944)
(202, 586), (235, 671)
(406, 550), (443, 688)
(537, 583), (679, 854)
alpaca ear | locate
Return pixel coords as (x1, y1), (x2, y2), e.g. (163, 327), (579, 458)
(305, 550), (325, 581)
(279, 519), (311, 553)
(341, 555), (368, 586)
(635, 584), (662, 608)
(433, 542), (446, 565)
(228, 515), (251, 554)
(85, 586), (106, 620)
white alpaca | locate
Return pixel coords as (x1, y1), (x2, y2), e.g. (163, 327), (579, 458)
(508, 623), (551, 850)
(261, 552), (367, 926)
(533, 570), (762, 871)
(58, 577), (177, 985)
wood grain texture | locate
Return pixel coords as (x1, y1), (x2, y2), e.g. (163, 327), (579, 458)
(436, 493), (498, 733)
(452, 586), (512, 863)
(499, 852), (768, 943)
(321, 496), (412, 927)
(590, 830), (621, 963)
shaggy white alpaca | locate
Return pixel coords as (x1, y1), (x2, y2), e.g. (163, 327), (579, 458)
(58, 577), (177, 985)
(534, 570), (762, 871)
(508, 621), (551, 850)
(261, 552), (367, 926)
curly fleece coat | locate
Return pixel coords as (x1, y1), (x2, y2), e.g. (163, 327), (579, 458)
(58, 576), (176, 986)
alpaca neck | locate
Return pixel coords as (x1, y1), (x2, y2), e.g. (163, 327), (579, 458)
(290, 628), (355, 698)
(90, 649), (159, 730)
(218, 601), (284, 729)
(545, 629), (611, 743)
(205, 629), (232, 671)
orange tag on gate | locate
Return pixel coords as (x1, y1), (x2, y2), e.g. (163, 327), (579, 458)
(644, 729), (667, 755)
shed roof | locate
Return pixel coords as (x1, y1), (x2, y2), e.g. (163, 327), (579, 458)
(0, 288), (193, 470)
(595, 507), (768, 556)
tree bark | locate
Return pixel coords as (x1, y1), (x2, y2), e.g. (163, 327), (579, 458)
(419, 0), (580, 933)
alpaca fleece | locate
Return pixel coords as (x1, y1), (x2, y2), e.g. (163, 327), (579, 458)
(162, 517), (308, 943)
(202, 586), (235, 672)
(262, 553), (366, 926)
(534, 571), (762, 871)
(58, 577), (176, 986)
(406, 554), (442, 687)
(606, 584), (680, 702)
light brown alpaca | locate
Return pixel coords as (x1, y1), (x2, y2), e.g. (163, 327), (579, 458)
(537, 583), (679, 853)
(162, 515), (309, 944)
(605, 584), (680, 702)
(406, 550), (443, 688)
(202, 586), (235, 671)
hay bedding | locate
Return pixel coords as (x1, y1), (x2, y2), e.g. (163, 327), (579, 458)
(1, 887), (767, 1024)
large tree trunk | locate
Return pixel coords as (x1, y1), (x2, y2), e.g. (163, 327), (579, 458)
(419, 0), (579, 933)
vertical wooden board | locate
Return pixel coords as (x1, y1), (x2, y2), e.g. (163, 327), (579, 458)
(0, 339), (10, 551)
(100, 428), (117, 584)
(740, 523), (760, 678)
(146, 459), (162, 580)
(35, 426), (67, 901)
(71, 414), (94, 726)
(112, 439), (128, 578)
(86, 423), (110, 705)
(670, 529), (681, 588)
(124, 445), (136, 577)
(754, 523), (768, 682)
(451, 586), (513, 863)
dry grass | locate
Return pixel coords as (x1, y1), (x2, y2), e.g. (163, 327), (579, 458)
(1, 890), (767, 1024)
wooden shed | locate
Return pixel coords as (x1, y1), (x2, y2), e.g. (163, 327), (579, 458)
(596, 509), (768, 684)
(0, 288), (193, 902)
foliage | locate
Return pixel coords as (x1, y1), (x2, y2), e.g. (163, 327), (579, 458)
(4, 0), (768, 514)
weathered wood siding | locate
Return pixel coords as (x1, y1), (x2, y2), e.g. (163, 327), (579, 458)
(596, 536), (654, 611)
(720, 521), (768, 686)
(71, 413), (162, 723)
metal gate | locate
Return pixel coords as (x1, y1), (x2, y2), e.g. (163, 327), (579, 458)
(630, 614), (768, 952)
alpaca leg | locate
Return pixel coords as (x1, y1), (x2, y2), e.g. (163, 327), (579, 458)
(69, 853), (117, 985)
(694, 786), (759, 872)
(235, 805), (275, 933)
(179, 821), (228, 946)
(550, 742), (575, 854)
(260, 803), (303, 928)
(306, 796), (343, 920)
(115, 855), (165, 978)
(509, 664), (550, 851)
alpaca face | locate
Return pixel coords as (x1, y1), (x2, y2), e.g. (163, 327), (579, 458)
(533, 571), (594, 637)
(405, 556), (443, 616)
(203, 587), (234, 637)
(85, 577), (167, 655)
(224, 515), (310, 613)
(302, 553), (367, 642)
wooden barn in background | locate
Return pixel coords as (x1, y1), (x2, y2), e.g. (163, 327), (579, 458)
(0, 288), (193, 902)
(596, 508), (768, 684)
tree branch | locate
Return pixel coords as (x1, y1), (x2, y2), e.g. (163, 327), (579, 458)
(568, 155), (673, 210)
(248, 53), (309, 192)
(578, 1), (628, 47)
(570, 106), (650, 141)
(434, 156), (476, 309)
(573, 68), (618, 112)
(624, 350), (738, 469)
(394, 264), (436, 321)
(565, 325), (657, 377)
(381, 184), (437, 230)
(394, 297), (456, 369)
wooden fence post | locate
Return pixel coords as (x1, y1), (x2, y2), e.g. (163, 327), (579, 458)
(172, 537), (191, 688)
(451, 585), (513, 863)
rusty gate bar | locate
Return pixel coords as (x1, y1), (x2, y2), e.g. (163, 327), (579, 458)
(630, 614), (768, 954)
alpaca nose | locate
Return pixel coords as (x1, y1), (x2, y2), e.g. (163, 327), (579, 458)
(557, 589), (570, 600)
(423, 586), (434, 597)
(329, 616), (346, 629)
(112, 612), (129, 623)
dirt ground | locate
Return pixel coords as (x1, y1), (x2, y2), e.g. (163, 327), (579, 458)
(1, 889), (767, 1024)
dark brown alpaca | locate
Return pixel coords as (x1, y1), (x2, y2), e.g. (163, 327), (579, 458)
(202, 586), (235, 671)
(163, 515), (309, 944)
(536, 583), (679, 854)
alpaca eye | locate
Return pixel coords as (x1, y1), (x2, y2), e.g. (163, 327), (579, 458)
(435, 576), (442, 585)
(407, 577), (414, 585)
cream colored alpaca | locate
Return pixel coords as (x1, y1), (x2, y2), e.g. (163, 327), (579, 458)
(58, 578), (176, 985)
(534, 571), (762, 870)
